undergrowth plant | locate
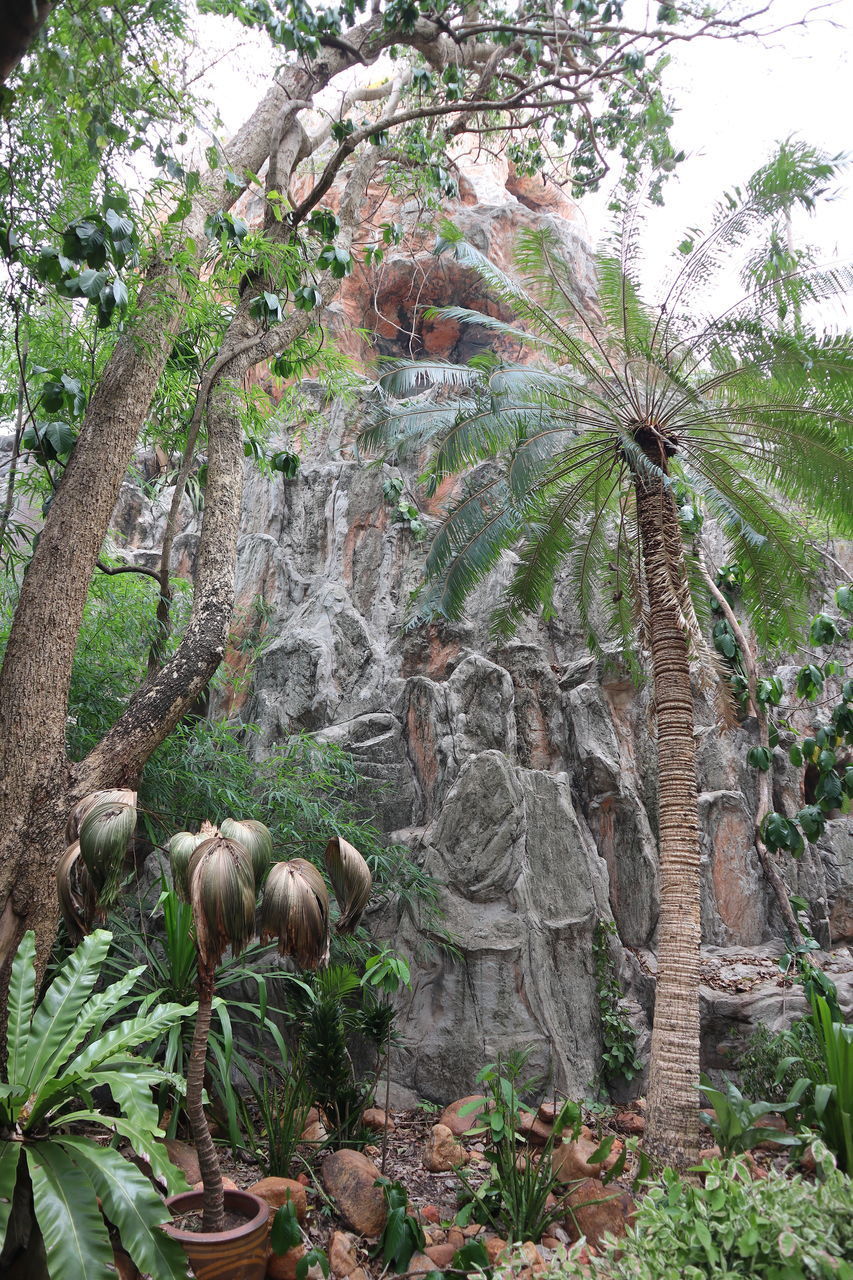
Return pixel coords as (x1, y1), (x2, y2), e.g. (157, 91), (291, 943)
(593, 921), (642, 1087)
(455, 1054), (584, 1243)
(100, 884), (297, 1147)
(698, 1076), (803, 1157)
(554, 1148), (853, 1280)
(373, 1179), (426, 1272)
(0, 930), (192, 1279)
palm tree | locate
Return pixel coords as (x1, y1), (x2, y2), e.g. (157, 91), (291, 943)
(362, 146), (853, 1166)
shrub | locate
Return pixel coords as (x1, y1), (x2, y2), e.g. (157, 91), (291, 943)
(738, 1019), (822, 1105)
(0, 930), (191, 1279)
(554, 1150), (853, 1280)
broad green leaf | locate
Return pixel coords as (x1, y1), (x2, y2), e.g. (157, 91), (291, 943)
(6, 931), (36, 1084)
(25, 930), (113, 1088)
(38, 965), (145, 1084)
(271, 1200), (302, 1254)
(58, 1139), (186, 1279)
(0, 1141), (22, 1247)
(69, 1001), (195, 1077)
(26, 1142), (114, 1280)
(57, 1111), (188, 1193)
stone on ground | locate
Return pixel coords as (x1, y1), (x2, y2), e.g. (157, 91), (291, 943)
(322, 1150), (387, 1237)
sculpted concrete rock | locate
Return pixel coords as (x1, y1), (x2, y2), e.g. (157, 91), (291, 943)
(109, 171), (853, 1102)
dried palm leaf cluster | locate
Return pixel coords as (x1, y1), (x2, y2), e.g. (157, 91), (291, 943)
(58, 792), (372, 968)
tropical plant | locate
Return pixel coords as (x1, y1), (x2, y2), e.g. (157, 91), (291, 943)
(99, 885), (296, 1147)
(0, 929), (193, 1279)
(171, 822), (373, 1232)
(239, 1057), (314, 1179)
(593, 920), (642, 1087)
(697, 1076), (803, 1157)
(373, 1178), (426, 1273)
(296, 961), (396, 1148)
(362, 143), (853, 1163)
(554, 1148), (853, 1280)
(454, 1054), (585, 1243)
(738, 1018), (822, 1105)
(786, 995), (853, 1173)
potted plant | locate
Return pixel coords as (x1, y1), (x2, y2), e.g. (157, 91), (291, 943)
(160, 823), (372, 1279)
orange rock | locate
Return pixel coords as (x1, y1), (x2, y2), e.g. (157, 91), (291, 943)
(423, 1123), (469, 1172)
(163, 1137), (200, 1185)
(322, 1149), (387, 1237)
(192, 1176), (238, 1193)
(518, 1110), (554, 1146)
(446, 1227), (466, 1250)
(463, 1223), (486, 1237)
(408, 1252), (438, 1275)
(329, 1230), (359, 1277)
(420, 1203), (441, 1224)
(552, 1136), (620, 1183)
(362, 1107), (393, 1133)
(564, 1179), (636, 1250)
(484, 1235), (509, 1264)
(614, 1111), (645, 1136)
(248, 1177), (308, 1221)
(438, 1095), (489, 1138)
(267, 1245), (305, 1280)
(426, 1243), (458, 1267)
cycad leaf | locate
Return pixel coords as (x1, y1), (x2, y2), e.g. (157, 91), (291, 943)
(26, 1142), (114, 1280)
(6, 930), (36, 1085)
(57, 1138), (186, 1279)
(260, 859), (330, 969)
(25, 929), (113, 1088)
(324, 837), (372, 933)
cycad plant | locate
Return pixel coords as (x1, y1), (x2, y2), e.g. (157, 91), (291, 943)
(363, 145), (853, 1165)
(171, 825), (372, 1231)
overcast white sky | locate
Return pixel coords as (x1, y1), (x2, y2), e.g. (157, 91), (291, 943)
(190, 0), (852, 282)
(579, 0), (852, 276)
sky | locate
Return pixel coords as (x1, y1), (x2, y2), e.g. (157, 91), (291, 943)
(186, 0), (853, 284)
(579, 0), (852, 277)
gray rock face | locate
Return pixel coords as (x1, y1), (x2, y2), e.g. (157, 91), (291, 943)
(108, 187), (853, 1102)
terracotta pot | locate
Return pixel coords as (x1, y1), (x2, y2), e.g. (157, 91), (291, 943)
(163, 1189), (270, 1280)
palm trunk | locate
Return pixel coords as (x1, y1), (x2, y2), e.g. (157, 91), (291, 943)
(633, 467), (702, 1167)
(187, 964), (224, 1233)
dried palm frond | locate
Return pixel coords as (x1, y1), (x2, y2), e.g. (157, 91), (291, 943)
(78, 797), (137, 907)
(187, 836), (257, 971)
(169, 830), (208, 902)
(324, 836), (372, 934)
(57, 842), (101, 942)
(260, 859), (330, 970)
(220, 818), (273, 889)
(66, 788), (136, 843)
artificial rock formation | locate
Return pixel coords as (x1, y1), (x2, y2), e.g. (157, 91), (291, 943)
(109, 169), (853, 1101)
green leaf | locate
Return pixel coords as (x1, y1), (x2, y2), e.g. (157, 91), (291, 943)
(747, 746), (773, 772)
(68, 1001), (195, 1078)
(835, 585), (853, 616)
(25, 930), (113, 1089)
(810, 613), (839, 646)
(0, 1141), (22, 1247)
(57, 1139), (187, 1280)
(57, 1111), (188, 1194)
(271, 1201), (302, 1254)
(27, 1142), (115, 1280)
(6, 930), (36, 1085)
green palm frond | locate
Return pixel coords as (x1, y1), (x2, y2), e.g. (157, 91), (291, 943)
(362, 146), (853, 671)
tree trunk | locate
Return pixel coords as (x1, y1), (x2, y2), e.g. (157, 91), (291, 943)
(634, 467), (703, 1167)
(0, 19), (396, 993)
(0, 0), (54, 84)
(186, 965), (224, 1232)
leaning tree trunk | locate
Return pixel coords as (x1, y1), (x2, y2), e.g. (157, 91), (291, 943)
(634, 465), (703, 1168)
(0, 19), (397, 997)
